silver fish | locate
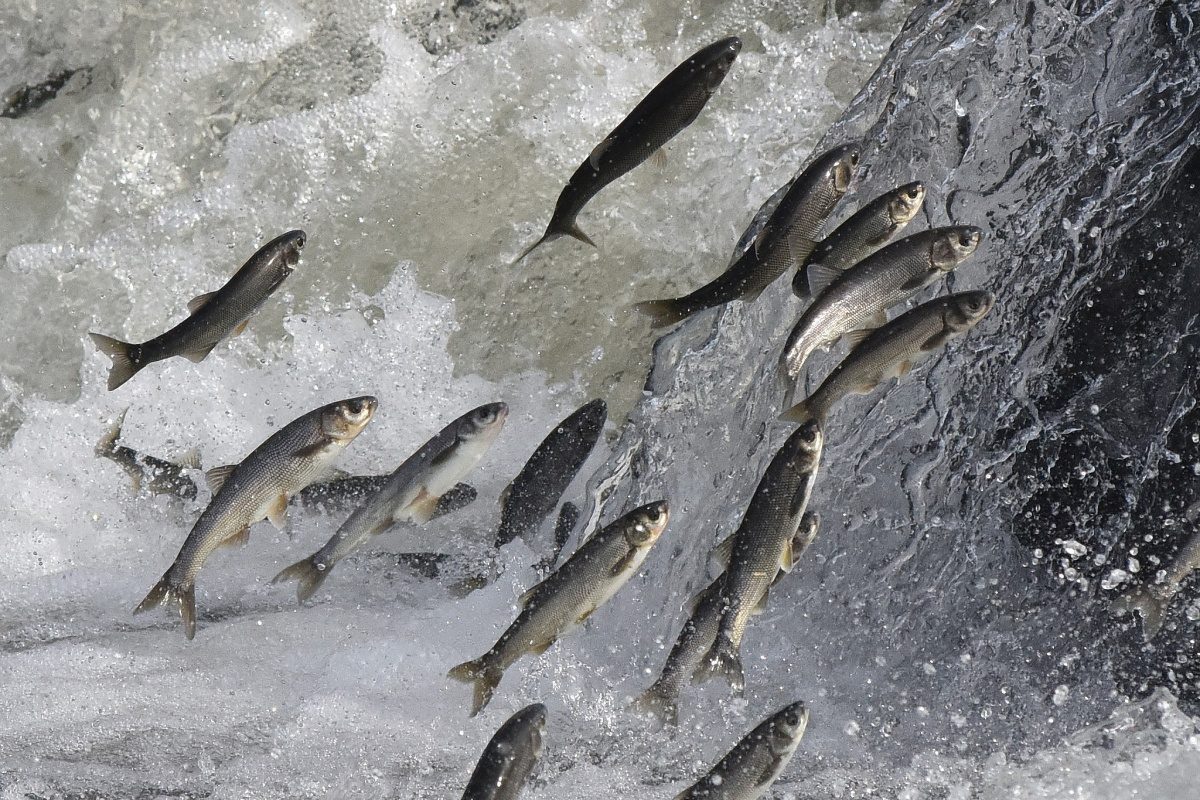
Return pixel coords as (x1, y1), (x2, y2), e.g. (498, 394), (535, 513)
(273, 402), (508, 603)
(672, 701), (808, 800)
(1113, 527), (1200, 640)
(696, 421), (822, 691)
(516, 37), (741, 260)
(90, 230), (305, 390)
(792, 182), (926, 298)
(636, 145), (859, 328)
(95, 409), (199, 500)
(297, 476), (477, 517)
(781, 291), (995, 425)
(449, 501), (669, 716)
(461, 703), (547, 800)
(134, 396), (377, 639)
(495, 399), (606, 549)
(635, 513), (819, 725)
(781, 226), (982, 382)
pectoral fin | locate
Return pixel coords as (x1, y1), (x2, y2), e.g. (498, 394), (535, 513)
(407, 488), (440, 525)
(609, 549), (638, 577)
(291, 437), (332, 460)
(920, 327), (955, 351)
(266, 494), (289, 530)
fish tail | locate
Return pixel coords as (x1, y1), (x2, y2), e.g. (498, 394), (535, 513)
(271, 557), (329, 604)
(447, 657), (503, 717)
(557, 218), (596, 249)
(94, 408), (128, 456)
(633, 299), (689, 329)
(632, 683), (679, 726)
(693, 639), (745, 692)
(134, 574), (197, 640)
(779, 399), (813, 425)
(1113, 587), (1168, 641)
(89, 332), (142, 390)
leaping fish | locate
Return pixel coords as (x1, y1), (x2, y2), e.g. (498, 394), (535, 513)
(90, 230), (305, 390)
(134, 396), (377, 639)
(460, 703), (547, 800)
(515, 37), (741, 261)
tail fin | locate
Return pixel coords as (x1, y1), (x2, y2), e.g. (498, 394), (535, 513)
(1113, 587), (1169, 641)
(271, 557), (329, 604)
(693, 639), (745, 693)
(134, 575), (197, 640)
(447, 658), (503, 717)
(513, 219), (596, 264)
(89, 333), (142, 390)
(779, 399), (813, 425)
(95, 408), (128, 456)
(633, 299), (689, 329)
(632, 683), (679, 726)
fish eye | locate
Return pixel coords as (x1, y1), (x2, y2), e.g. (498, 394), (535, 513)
(346, 399), (364, 415)
(476, 407), (496, 425)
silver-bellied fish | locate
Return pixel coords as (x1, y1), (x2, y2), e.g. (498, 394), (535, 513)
(134, 396), (377, 639)
(515, 37), (741, 261)
(696, 421), (822, 691)
(672, 701), (808, 800)
(461, 703), (547, 800)
(635, 513), (819, 725)
(273, 403), (508, 603)
(636, 145), (859, 328)
(449, 501), (669, 716)
(95, 409), (199, 499)
(90, 230), (305, 390)
(792, 182), (926, 298)
(781, 291), (995, 425)
(495, 399), (606, 549)
(1113, 526), (1200, 640)
(781, 226), (983, 383)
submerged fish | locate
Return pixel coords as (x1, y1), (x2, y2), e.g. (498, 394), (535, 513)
(792, 182), (926, 298)
(273, 403), (508, 603)
(636, 145), (859, 328)
(461, 703), (546, 800)
(90, 230), (305, 390)
(298, 477), (478, 517)
(95, 409), (199, 500)
(781, 226), (982, 382)
(672, 701), (808, 800)
(515, 37), (741, 260)
(781, 291), (995, 425)
(449, 501), (669, 716)
(495, 399), (606, 549)
(1113, 527), (1200, 640)
(635, 513), (819, 725)
(134, 396), (377, 639)
(696, 421), (823, 691)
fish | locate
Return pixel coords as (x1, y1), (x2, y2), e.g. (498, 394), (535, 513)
(449, 500), (669, 716)
(780, 291), (995, 425)
(297, 478), (478, 518)
(780, 226), (983, 383)
(634, 513), (819, 725)
(791, 181), (926, 298)
(635, 144), (860, 328)
(672, 701), (808, 800)
(1113, 527), (1200, 640)
(460, 703), (547, 800)
(696, 421), (823, 691)
(495, 399), (606, 549)
(515, 37), (741, 261)
(273, 402), (508, 603)
(95, 409), (199, 500)
(133, 396), (377, 639)
(89, 230), (305, 390)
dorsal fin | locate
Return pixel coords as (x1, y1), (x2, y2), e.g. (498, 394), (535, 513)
(709, 535), (736, 573)
(205, 464), (237, 495)
(187, 291), (219, 315)
(517, 582), (543, 609)
(588, 137), (615, 171)
(844, 328), (874, 351)
(777, 536), (795, 573)
(806, 262), (842, 298)
(175, 448), (202, 470)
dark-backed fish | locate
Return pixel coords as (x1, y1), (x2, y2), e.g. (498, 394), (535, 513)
(90, 230), (305, 390)
(134, 396), (377, 639)
(95, 409), (199, 499)
(636, 145), (859, 328)
(495, 399), (606, 549)
(792, 182), (926, 298)
(273, 403), (507, 602)
(449, 501), (669, 716)
(516, 37), (741, 261)
(696, 422), (822, 690)
(673, 701), (808, 800)
(781, 291), (994, 425)
(1114, 527), (1200, 640)
(461, 703), (546, 800)
(781, 226), (982, 382)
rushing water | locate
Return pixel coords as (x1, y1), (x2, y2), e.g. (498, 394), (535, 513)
(2, 0), (1200, 797)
